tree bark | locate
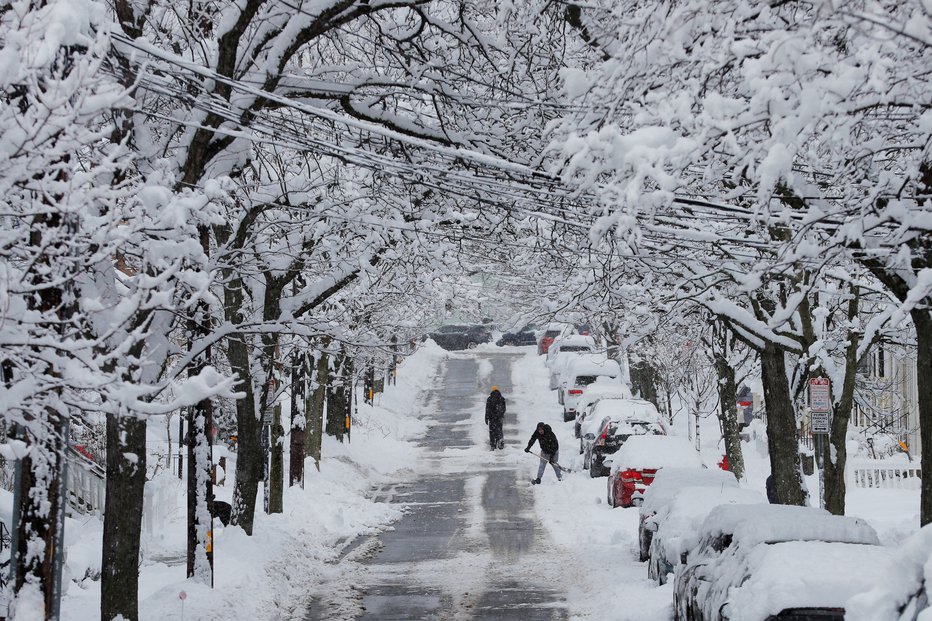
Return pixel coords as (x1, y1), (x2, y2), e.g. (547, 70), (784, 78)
(12, 417), (67, 620)
(821, 287), (861, 516)
(712, 347), (745, 480)
(268, 404), (284, 513)
(289, 354), (307, 487)
(306, 348), (327, 469)
(229, 332), (262, 534)
(101, 415), (147, 621)
(759, 342), (807, 505)
(326, 353), (347, 441)
(629, 359), (660, 409)
(914, 308), (932, 525)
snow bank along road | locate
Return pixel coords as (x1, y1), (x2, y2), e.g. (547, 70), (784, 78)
(305, 349), (670, 620)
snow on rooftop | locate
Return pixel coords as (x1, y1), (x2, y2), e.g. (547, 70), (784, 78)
(610, 435), (703, 472)
(652, 487), (767, 564)
(723, 541), (895, 621)
(553, 334), (596, 348)
(845, 523), (932, 621)
(565, 357), (621, 376)
(693, 504), (880, 550)
(641, 467), (740, 516)
(576, 387), (634, 413)
(591, 398), (662, 422)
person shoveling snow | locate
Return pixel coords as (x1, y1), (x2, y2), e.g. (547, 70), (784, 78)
(525, 422), (563, 484)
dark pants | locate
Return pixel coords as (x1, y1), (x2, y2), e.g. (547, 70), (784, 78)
(488, 419), (504, 449)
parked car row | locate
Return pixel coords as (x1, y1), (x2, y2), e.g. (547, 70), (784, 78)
(630, 465), (897, 621)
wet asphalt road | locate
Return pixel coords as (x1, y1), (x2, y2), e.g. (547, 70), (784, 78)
(307, 351), (567, 620)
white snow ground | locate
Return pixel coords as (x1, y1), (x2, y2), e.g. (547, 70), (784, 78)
(46, 345), (923, 620)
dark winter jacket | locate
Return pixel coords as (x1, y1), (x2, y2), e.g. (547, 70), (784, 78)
(526, 424), (559, 455)
(485, 390), (506, 425)
(765, 474), (778, 504)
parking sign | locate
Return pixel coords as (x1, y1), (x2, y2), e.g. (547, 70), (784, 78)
(809, 378), (831, 413)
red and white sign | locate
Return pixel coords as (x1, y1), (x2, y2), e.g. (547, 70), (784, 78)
(809, 377), (831, 412)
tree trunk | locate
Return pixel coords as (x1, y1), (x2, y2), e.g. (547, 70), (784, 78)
(186, 396), (214, 582)
(306, 349), (327, 470)
(229, 331), (261, 535)
(11, 416), (67, 620)
(914, 309), (932, 526)
(759, 343), (807, 505)
(822, 287), (861, 516)
(268, 404), (284, 513)
(629, 359), (660, 409)
(326, 353), (347, 441)
(713, 349), (745, 480)
(289, 354), (307, 487)
(101, 415), (147, 621)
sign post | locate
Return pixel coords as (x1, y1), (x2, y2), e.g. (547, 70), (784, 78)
(809, 378), (831, 509)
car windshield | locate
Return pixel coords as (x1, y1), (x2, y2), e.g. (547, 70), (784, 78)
(544, 330), (562, 337)
(561, 346), (590, 352)
(437, 325), (468, 333)
(575, 375), (601, 387)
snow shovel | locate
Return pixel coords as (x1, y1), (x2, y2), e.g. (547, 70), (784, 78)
(526, 449), (575, 474)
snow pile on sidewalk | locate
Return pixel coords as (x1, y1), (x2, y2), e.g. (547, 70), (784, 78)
(61, 341), (446, 621)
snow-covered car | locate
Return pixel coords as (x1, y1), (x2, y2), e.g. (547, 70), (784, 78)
(673, 504), (883, 621)
(496, 328), (537, 346)
(638, 468), (742, 563)
(559, 358), (622, 421)
(548, 349), (603, 391)
(646, 485), (765, 584)
(545, 334), (596, 367)
(846, 523), (932, 621)
(573, 383), (634, 438)
(428, 324), (491, 350)
(606, 435), (702, 505)
(537, 323), (571, 355)
(580, 399), (666, 477)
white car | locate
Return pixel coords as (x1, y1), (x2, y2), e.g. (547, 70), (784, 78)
(559, 357), (622, 420)
(573, 382), (634, 436)
(545, 334), (597, 368)
(548, 349), (599, 390)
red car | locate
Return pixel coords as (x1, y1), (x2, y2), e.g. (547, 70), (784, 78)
(607, 435), (704, 507)
(537, 325), (567, 355)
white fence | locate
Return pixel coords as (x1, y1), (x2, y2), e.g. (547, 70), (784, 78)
(66, 449), (107, 515)
(848, 460), (921, 490)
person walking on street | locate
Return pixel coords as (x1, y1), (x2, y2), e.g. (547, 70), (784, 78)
(485, 386), (507, 450)
(525, 422), (562, 483)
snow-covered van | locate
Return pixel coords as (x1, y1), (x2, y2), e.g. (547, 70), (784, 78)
(559, 357), (622, 421)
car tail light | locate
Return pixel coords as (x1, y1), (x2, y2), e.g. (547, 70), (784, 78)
(595, 427), (608, 446)
(568, 389), (583, 396)
(620, 469), (642, 483)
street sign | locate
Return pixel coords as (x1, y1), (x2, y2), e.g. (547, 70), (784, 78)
(809, 378), (831, 413)
(811, 411), (831, 434)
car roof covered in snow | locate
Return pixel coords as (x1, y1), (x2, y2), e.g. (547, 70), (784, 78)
(552, 334), (596, 349)
(591, 398), (661, 422)
(641, 467), (740, 516)
(693, 504), (880, 550)
(565, 357), (621, 377)
(721, 541), (894, 621)
(651, 487), (767, 561)
(845, 522), (932, 621)
(577, 384), (634, 409)
(610, 435), (703, 472)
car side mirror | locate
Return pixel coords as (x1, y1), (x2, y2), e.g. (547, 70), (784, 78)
(603, 457), (614, 466)
(645, 521), (658, 533)
(584, 433), (594, 440)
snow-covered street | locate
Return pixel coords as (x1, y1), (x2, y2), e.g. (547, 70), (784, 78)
(293, 349), (670, 621)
